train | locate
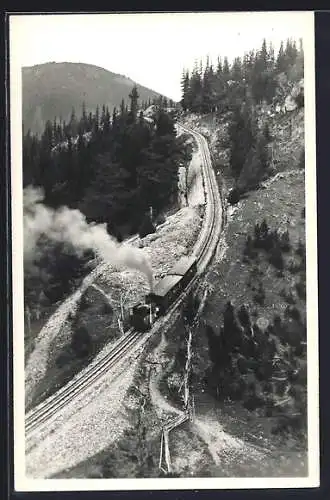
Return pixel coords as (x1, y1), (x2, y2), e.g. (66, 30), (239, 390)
(129, 255), (198, 332)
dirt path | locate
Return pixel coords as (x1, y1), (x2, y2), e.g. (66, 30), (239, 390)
(147, 331), (266, 475)
(193, 415), (263, 468)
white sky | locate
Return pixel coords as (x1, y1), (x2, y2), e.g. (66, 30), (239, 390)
(10, 12), (312, 101)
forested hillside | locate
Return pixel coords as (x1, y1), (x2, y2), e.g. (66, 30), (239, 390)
(168, 38), (308, 453)
(23, 88), (189, 330)
(181, 38), (304, 194)
(22, 62), (171, 135)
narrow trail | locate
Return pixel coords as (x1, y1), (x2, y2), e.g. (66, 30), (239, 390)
(192, 416), (264, 467)
(147, 332), (268, 474)
(90, 283), (113, 307)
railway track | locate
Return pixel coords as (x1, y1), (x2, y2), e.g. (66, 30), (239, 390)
(25, 123), (223, 440)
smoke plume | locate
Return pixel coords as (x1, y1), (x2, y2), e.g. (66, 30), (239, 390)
(23, 186), (154, 290)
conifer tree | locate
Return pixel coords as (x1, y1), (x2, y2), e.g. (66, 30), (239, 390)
(129, 84), (139, 123)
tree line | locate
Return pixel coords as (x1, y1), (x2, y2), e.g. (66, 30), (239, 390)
(23, 87), (189, 320)
(23, 88), (185, 239)
(181, 38), (304, 193)
(181, 38), (303, 114)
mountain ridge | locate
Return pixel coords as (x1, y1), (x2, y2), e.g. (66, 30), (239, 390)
(23, 61), (166, 135)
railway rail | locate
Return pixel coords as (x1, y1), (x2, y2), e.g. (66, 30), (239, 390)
(25, 123), (223, 440)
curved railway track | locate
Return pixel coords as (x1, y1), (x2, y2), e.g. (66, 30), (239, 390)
(25, 123), (223, 439)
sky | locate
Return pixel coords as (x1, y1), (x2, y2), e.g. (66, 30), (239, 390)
(10, 12), (312, 101)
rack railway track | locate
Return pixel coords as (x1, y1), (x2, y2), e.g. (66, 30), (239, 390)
(25, 123), (223, 440)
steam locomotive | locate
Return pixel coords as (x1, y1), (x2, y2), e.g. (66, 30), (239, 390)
(129, 255), (198, 332)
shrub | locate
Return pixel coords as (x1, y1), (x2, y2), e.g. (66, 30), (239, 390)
(260, 219), (269, 241)
(228, 187), (240, 205)
(71, 325), (92, 358)
(280, 287), (296, 305)
(254, 281), (265, 305)
(285, 305), (301, 322)
(279, 230), (291, 252)
(294, 90), (304, 109)
(254, 223), (261, 244)
(243, 235), (257, 259)
(237, 355), (249, 375)
(238, 304), (251, 328)
(269, 243), (284, 270)
(288, 256), (302, 274)
(55, 350), (72, 368)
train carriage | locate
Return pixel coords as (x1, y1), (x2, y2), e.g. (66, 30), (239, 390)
(130, 255), (198, 331)
(145, 255), (197, 314)
(146, 274), (184, 314)
(167, 255), (197, 287)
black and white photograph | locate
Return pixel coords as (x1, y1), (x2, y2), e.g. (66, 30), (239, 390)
(10, 11), (319, 491)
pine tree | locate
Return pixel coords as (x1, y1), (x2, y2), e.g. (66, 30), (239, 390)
(202, 63), (213, 113)
(129, 84), (139, 123)
(229, 103), (255, 179)
(120, 98), (126, 117)
(190, 66), (203, 113)
(69, 107), (78, 137)
(276, 41), (286, 73)
(260, 38), (268, 72)
(222, 57), (230, 81)
(231, 56), (242, 81)
(181, 70), (191, 111)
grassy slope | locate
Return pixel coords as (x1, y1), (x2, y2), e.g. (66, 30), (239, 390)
(206, 170), (305, 328)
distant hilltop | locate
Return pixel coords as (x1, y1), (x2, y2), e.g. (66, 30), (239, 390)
(22, 61), (165, 135)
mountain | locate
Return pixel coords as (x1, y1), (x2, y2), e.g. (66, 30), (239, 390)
(22, 62), (165, 135)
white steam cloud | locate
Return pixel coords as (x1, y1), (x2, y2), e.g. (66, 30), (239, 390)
(23, 186), (154, 290)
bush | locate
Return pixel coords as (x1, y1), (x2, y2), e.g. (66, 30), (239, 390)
(288, 256), (303, 274)
(269, 243), (284, 270)
(237, 355), (249, 375)
(279, 230), (291, 252)
(238, 304), (251, 328)
(285, 305), (301, 322)
(280, 287), (296, 305)
(71, 325), (92, 358)
(55, 350), (72, 368)
(294, 90), (304, 109)
(243, 235), (257, 259)
(254, 281), (265, 305)
(253, 220), (282, 252)
(228, 187), (240, 205)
